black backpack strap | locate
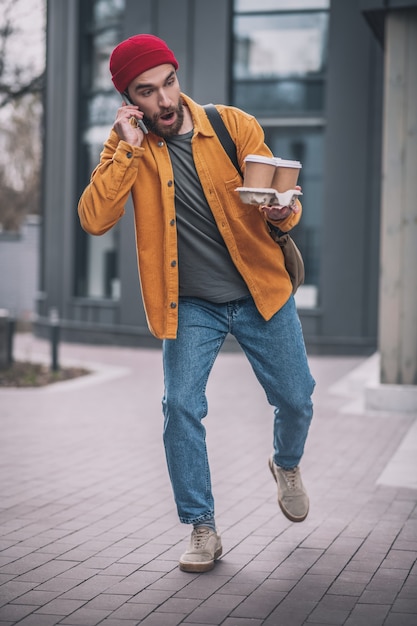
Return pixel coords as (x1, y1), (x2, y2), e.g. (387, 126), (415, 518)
(203, 104), (243, 178)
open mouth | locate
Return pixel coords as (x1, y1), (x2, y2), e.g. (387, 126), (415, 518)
(160, 111), (175, 122)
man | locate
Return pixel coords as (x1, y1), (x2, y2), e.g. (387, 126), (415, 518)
(78, 34), (315, 573)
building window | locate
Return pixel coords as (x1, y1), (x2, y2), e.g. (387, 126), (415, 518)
(232, 0), (329, 308)
(75, 0), (125, 300)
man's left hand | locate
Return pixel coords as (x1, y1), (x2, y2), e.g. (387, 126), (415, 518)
(259, 185), (301, 221)
(259, 204), (293, 220)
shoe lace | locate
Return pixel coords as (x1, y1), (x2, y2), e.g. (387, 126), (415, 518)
(192, 527), (210, 549)
(283, 467), (299, 490)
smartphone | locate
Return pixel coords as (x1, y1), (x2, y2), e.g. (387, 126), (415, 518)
(122, 92), (148, 134)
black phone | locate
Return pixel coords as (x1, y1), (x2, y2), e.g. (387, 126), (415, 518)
(121, 91), (148, 134)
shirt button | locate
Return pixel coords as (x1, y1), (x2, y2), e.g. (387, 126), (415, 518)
(170, 219), (175, 226)
(171, 260), (177, 267)
(170, 302), (177, 309)
(167, 180), (173, 187)
(126, 152), (133, 159)
(158, 141), (164, 147)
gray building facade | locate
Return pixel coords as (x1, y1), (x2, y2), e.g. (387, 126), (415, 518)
(37, 0), (390, 355)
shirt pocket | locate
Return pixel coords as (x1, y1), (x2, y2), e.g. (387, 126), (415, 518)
(223, 175), (254, 218)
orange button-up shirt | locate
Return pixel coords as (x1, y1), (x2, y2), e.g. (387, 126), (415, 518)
(78, 94), (301, 339)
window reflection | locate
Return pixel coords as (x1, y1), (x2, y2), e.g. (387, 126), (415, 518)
(233, 11), (328, 117)
(234, 13), (328, 78)
(235, 0), (330, 13)
(91, 28), (122, 91)
(93, 0), (125, 25)
(87, 91), (122, 126)
(233, 79), (324, 116)
(236, 0), (329, 10)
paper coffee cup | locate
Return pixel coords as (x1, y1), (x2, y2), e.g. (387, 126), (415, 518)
(272, 158), (302, 193)
(243, 155), (276, 189)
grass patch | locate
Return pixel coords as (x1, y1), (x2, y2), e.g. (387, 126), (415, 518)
(0, 361), (90, 387)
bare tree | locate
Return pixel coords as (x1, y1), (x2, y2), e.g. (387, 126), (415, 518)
(0, 0), (45, 108)
(0, 96), (41, 230)
(0, 0), (45, 231)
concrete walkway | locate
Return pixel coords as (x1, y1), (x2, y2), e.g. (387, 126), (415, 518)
(0, 333), (416, 626)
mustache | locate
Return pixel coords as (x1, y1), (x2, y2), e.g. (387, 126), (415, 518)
(156, 108), (176, 119)
(144, 107), (178, 128)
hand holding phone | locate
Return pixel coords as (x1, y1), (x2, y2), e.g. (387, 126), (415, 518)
(128, 113), (148, 135)
(114, 101), (148, 146)
(123, 100), (148, 134)
(121, 93), (148, 135)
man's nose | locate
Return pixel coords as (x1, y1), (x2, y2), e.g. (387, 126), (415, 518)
(158, 90), (171, 108)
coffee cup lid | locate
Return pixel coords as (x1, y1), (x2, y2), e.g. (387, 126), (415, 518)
(244, 154), (276, 166)
(273, 157), (302, 169)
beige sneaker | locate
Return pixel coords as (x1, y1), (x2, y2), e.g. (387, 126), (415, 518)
(179, 527), (222, 573)
(269, 456), (309, 522)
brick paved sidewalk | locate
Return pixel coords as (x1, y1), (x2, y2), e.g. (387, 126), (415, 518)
(0, 334), (416, 626)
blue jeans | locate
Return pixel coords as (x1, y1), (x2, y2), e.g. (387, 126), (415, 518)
(162, 295), (315, 525)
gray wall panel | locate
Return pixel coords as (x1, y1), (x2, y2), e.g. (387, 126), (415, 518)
(42, 0), (80, 321)
(319, 0), (382, 344)
(192, 0), (232, 104)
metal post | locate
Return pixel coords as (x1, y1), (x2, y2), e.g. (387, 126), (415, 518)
(49, 308), (60, 372)
(0, 309), (9, 369)
(7, 316), (15, 366)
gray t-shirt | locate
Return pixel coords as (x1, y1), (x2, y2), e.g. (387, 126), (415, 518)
(166, 130), (249, 302)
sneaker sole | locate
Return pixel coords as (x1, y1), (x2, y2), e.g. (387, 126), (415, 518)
(268, 457), (309, 523)
(179, 546), (223, 573)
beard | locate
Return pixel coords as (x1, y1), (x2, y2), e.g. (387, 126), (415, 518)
(143, 98), (185, 139)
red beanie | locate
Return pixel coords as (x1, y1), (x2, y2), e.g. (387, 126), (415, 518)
(110, 34), (179, 93)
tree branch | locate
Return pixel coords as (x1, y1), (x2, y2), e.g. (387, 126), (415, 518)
(0, 71), (45, 108)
